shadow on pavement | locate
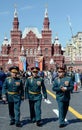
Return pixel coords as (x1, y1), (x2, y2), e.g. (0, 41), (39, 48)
(42, 117), (58, 126)
(21, 117), (58, 126)
(21, 117), (31, 126)
(69, 118), (82, 124)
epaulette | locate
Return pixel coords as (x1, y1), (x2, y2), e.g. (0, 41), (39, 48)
(55, 77), (59, 80)
(28, 76), (32, 79)
(66, 75), (69, 78)
(6, 76), (11, 79)
(66, 76), (71, 79)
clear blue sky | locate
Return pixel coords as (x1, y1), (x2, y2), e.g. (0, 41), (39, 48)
(0, 0), (82, 48)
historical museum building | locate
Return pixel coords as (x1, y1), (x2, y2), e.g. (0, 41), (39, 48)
(0, 7), (64, 71)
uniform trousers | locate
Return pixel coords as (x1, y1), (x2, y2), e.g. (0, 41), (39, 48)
(8, 101), (21, 124)
(29, 99), (41, 122)
(57, 100), (69, 125)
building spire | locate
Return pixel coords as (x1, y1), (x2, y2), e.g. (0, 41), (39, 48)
(20, 46), (26, 56)
(13, 4), (19, 30)
(4, 33), (7, 40)
(14, 4), (18, 18)
(43, 4), (50, 30)
(37, 45), (42, 56)
(45, 4), (48, 18)
(54, 33), (60, 45)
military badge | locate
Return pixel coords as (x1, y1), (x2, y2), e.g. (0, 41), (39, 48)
(64, 81), (69, 86)
(15, 82), (20, 85)
(31, 78), (33, 83)
(8, 78), (12, 83)
(37, 81), (41, 86)
(58, 78), (60, 84)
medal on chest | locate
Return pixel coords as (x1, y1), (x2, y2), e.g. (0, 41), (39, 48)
(15, 82), (20, 85)
(64, 81), (69, 86)
(37, 81), (41, 86)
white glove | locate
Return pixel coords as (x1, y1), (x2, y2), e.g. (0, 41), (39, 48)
(2, 97), (7, 101)
(2, 95), (7, 101)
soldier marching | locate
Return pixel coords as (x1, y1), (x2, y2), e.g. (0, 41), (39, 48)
(25, 67), (47, 126)
(2, 66), (24, 127)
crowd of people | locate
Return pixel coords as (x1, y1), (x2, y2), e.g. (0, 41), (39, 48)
(0, 65), (82, 128)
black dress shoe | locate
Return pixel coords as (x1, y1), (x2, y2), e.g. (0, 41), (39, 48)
(16, 123), (22, 127)
(10, 122), (15, 125)
(31, 118), (36, 123)
(31, 119), (36, 123)
(36, 120), (42, 127)
(59, 124), (66, 128)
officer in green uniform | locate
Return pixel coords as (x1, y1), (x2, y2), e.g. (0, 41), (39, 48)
(52, 67), (74, 128)
(25, 67), (47, 126)
(2, 66), (24, 127)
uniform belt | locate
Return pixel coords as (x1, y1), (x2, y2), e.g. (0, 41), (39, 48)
(8, 91), (19, 95)
(29, 90), (41, 94)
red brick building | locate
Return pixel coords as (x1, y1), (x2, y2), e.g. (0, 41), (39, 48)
(0, 7), (64, 71)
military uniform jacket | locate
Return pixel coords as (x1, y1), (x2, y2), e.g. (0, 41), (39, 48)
(2, 77), (24, 102)
(0, 71), (6, 87)
(52, 76), (74, 102)
(25, 76), (47, 100)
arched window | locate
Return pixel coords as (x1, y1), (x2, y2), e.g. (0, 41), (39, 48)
(4, 49), (7, 54)
(26, 49), (28, 56)
(34, 48), (36, 55)
(13, 48), (17, 53)
(45, 48), (48, 55)
(30, 49), (33, 55)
